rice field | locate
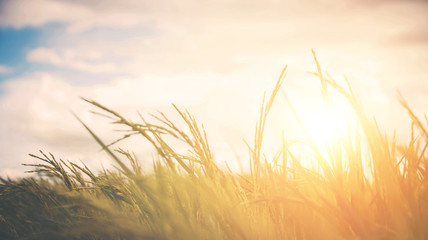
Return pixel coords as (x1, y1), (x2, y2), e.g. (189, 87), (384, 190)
(1, 52), (427, 239)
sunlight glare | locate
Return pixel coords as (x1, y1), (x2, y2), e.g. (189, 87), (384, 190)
(300, 101), (355, 149)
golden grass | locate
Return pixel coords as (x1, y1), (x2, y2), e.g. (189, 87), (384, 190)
(0, 53), (427, 239)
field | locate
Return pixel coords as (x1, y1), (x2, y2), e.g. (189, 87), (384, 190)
(1, 53), (427, 239)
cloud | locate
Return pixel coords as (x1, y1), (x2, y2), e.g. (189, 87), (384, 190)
(27, 48), (120, 73)
(0, 0), (91, 32)
(0, 0), (152, 33)
(0, 72), (92, 177)
(0, 65), (13, 74)
(388, 30), (428, 46)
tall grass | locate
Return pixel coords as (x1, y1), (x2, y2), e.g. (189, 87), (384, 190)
(1, 53), (427, 239)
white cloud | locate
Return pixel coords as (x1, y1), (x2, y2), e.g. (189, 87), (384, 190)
(0, 0), (91, 31)
(0, 65), (13, 74)
(0, 0), (151, 34)
(27, 48), (120, 73)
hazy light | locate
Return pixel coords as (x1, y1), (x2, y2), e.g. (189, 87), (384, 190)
(302, 102), (355, 150)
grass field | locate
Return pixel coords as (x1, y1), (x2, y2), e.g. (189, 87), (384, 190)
(1, 53), (427, 239)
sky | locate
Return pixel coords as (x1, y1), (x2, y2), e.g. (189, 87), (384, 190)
(0, 0), (427, 177)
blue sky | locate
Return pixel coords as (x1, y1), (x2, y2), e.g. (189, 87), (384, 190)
(0, 27), (41, 82)
(0, 0), (427, 177)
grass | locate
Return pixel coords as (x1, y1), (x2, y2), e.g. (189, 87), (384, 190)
(1, 52), (427, 239)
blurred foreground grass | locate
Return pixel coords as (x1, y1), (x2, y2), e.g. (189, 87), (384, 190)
(1, 52), (427, 239)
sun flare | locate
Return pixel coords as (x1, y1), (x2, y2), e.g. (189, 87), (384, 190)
(298, 99), (357, 150)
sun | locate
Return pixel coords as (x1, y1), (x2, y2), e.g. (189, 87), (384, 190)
(299, 100), (356, 150)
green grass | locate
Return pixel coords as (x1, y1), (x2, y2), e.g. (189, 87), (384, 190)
(1, 53), (427, 239)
